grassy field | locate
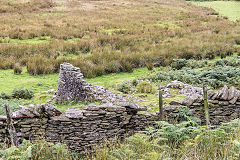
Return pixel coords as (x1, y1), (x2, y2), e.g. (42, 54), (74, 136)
(0, 67), (156, 112)
(0, 0), (239, 78)
(0, 0), (239, 112)
(1, 54), (239, 113)
(1, 1), (240, 159)
(0, 67), (150, 94)
(191, 1), (240, 21)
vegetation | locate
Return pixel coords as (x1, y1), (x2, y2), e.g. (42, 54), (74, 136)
(0, 0), (240, 77)
(0, 140), (80, 160)
(11, 88), (34, 100)
(0, 99), (22, 115)
(1, 0), (240, 159)
(148, 65), (240, 88)
(139, 56), (240, 88)
(0, 88), (34, 100)
(190, 1), (240, 21)
(88, 118), (240, 160)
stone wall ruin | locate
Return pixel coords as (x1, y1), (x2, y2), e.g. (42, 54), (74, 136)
(0, 103), (160, 153)
(0, 64), (240, 153)
(164, 82), (240, 126)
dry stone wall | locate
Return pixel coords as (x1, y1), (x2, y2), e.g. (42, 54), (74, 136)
(54, 63), (142, 109)
(1, 86), (238, 153)
(0, 103), (160, 153)
(1, 64), (240, 153)
(165, 85), (240, 126)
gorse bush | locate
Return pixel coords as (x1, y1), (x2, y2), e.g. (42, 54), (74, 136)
(171, 59), (208, 70)
(0, 88), (34, 100)
(118, 81), (133, 94)
(0, 93), (11, 100)
(213, 56), (240, 67)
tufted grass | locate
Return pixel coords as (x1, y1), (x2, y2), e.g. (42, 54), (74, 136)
(0, 0), (239, 78)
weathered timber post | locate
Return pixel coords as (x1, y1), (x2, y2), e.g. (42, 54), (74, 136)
(4, 104), (18, 146)
(159, 90), (163, 120)
(203, 84), (210, 127)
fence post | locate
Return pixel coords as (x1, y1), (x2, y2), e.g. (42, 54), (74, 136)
(4, 104), (18, 146)
(159, 90), (163, 120)
(203, 84), (210, 127)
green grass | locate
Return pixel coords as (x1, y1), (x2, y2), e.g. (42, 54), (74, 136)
(0, 36), (50, 44)
(154, 21), (181, 29)
(0, 36), (81, 45)
(191, 1), (240, 21)
(0, 67), (150, 94)
(0, 68), (58, 94)
(87, 68), (149, 88)
(0, 67), (152, 111)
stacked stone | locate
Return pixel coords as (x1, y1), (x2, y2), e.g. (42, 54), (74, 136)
(165, 85), (240, 126)
(54, 63), (143, 111)
(15, 117), (48, 141)
(45, 103), (140, 153)
(0, 102), (161, 153)
(0, 116), (7, 147)
(125, 113), (161, 133)
(0, 104), (61, 147)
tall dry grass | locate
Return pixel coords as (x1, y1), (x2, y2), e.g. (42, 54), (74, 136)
(0, 0), (239, 77)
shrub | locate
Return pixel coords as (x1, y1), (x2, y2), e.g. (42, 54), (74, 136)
(118, 81), (133, 94)
(0, 93), (11, 99)
(213, 56), (240, 67)
(11, 88), (34, 99)
(171, 59), (208, 70)
(27, 57), (55, 75)
(179, 119), (240, 159)
(13, 63), (23, 75)
(171, 59), (187, 70)
(137, 81), (155, 93)
(148, 65), (240, 88)
(146, 62), (154, 70)
(173, 106), (201, 124)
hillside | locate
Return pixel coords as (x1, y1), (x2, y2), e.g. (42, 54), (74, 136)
(0, 0), (239, 78)
(0, 0), (240, 159)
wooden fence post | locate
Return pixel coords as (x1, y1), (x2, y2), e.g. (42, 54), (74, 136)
(159, 90), (163, 120)
(203, 84), (210, 127)
(4, 104), (18, 146)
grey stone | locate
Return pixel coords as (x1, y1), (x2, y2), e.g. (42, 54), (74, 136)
(221, 85), (229, 100)
(65, 108), (83, 119)
(229, 91), (240, 104)
(181, 94), (203, 106)
(54, 63), (143, 110)
(228, 86), (236, 100)
(166, 81), (185, 89)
